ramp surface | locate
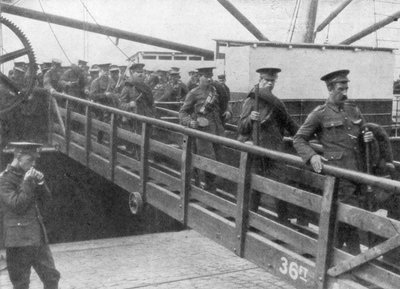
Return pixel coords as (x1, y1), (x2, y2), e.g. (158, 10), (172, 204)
(0, 230), (295, 289)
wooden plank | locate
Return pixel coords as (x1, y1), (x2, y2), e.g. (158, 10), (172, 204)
(333, 248), (400, 289)
(150, 138), (182, 161)
(148, 166), (180, 192)
(187, 203), (236, 251)
(68, 142), (86, 166)
(315, 176), (338, 289)
(85, 106), (92, 167)
(65, 100), (71, 156)
(235, 152), (252, 257)
(192, 154), (240, 182)
(117, 126), (141, 146)
(251, 174), (322, 213)
(244, 232), (316, 289)
(180, 135), (192, 225)
(140, 123), (151, 202)
(248, 211), (318, 256)
(52, 133), (66, 154)
(190, 186), (236, 217)
(329, 234), (400, 277)
(337, 203), (400, 239)
(114, 166), (139, 193)
(52, 98), (65, 136)
(285, 165), (326, 190)
(146, 182), (181, 221)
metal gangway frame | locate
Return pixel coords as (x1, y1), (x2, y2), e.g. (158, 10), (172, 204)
(48, 91), (400, 289)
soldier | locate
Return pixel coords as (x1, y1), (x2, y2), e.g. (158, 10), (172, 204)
(59, 64), (87, 101)
(10, 66), (26, 89)
(238, 68), (299, 215)
(157, 68), (188, 102)
(0, 142), (60, 289)
(107, 65), (122, 94)
(43, 59), (63, 94)
(217, 74), (230, 97)
(186, 70), (199, 91)
(37, 62), (52, 88)
(89, 63), (118, 143)
(152, 70), (169, 101)
(118, 63), (155, 154)
(179, 67), (231, 193)
(293, 69), (373, 254)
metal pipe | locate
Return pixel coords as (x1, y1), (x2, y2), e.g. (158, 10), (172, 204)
(51, 91), (400, 193)
(304, 0), (319, 43)
(314, 0), (353, 34)
(1, 3), (214, 59)
(340, 10), (400, 45)
(217, 0), (269, 41)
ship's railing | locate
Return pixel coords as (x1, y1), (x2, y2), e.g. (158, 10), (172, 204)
(49, 92), (400, 289)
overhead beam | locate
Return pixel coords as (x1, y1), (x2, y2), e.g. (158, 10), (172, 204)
(304, 0), (319, 43)
(217, 0), (269, 41)
(314, 0), (353, 35)
(340, 10), (400, 45)
(1, 3), (214, 59)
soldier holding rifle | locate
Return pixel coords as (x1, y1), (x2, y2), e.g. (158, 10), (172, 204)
(293, 69), (374, 254)
(238, 67), (298, 217)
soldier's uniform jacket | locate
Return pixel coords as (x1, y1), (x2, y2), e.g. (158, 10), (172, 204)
(0, 165), (51, 247)
(238, 86), (298, 151)
(89, 76), (117, 107)
(152, 82), (169, 101)
(294, 101), (365, 172)
(118, 80), (155, 118)
(186, 79), (198, 92)
(59, 68), (86, 98)
(43, 68), (62, 92)
(158, 81), (189, 102)
(180, 83), (231, 135)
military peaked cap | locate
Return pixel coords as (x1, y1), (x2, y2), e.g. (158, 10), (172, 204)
(256, 67), (281, 75)
(109, 65), (120, 72)
(5, 142), (43, 156)
(320, 69), (350, 84)
(98, 63), (111, 71)
(78, 59), (88, 66)
(196, 67), (215, 76)
(129, 63), (145, 71)
(89, 65), (100, 72)
(217, 74), (226, 80)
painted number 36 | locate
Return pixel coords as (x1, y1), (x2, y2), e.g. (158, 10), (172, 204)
(278, 257), (308, 282)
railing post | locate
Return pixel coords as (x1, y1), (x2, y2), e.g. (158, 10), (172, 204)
(85, 105), (92, 167)
(315, 176), (338, 289)
(109, 113), (118, 182)
(65, 99), (71, 156)
(235, 151), (252, 257)
(180, 135), (193, 226)
(47, 92), (53, 144)
(140, 122), (151, 202)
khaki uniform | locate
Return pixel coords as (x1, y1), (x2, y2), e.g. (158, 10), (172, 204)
(293, 100), (365, 254)
(238, 87), (299, 214)
(0, 165), (60, 288)
(179, 84), (230, 192)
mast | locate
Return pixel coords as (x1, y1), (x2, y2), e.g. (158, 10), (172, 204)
(304, 0), (319, 43)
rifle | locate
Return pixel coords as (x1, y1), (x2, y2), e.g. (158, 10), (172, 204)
(253, 84), (260, 146)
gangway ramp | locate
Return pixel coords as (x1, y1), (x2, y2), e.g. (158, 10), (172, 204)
(0, 230), (297, 289)
(47, 92), (400, 289)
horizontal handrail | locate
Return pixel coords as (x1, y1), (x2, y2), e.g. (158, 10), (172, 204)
(51, 91), (400, 193)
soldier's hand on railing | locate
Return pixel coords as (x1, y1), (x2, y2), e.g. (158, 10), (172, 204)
(250, 111), (260, 121)
(310, 154), (327, 173)
(189, 120), (199, 129)
(363, 131), (374, 143)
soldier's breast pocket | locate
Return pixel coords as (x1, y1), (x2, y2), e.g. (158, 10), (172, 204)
(322, 120), (345, 141)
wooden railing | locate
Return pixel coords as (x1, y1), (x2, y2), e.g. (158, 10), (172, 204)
(49, 92), (400, 289)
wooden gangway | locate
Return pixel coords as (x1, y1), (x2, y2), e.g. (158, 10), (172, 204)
(48, 91), (400, 289)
